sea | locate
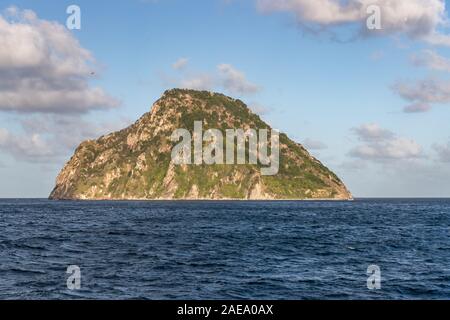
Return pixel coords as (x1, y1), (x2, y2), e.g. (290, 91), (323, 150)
(0, 198), (448, 299)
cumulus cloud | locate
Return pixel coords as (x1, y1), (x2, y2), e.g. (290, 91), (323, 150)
(0, 128), (55, 160)
(0, 7), (119, 113)
(349, 123), (422, 160)
(256, 0), (450, 45)
(351, 123), (393, 141)
(392, 78), (450, 113)
(217, 64), (260, 95)
(349, 138), (422, 160)
(179, 73), (214, 91)
(257, 0), (361, 25)
(410, 50), (450, 72)
(165, 62), (260, 95)
(403, 102), (432, 113)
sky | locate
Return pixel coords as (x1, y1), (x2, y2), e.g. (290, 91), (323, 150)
(1, 0), (450, 198)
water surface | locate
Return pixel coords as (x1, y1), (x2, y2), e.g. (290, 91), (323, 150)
(0, 198), (448, 299)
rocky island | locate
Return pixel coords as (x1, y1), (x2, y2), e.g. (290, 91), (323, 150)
(49, 89), (352, 200)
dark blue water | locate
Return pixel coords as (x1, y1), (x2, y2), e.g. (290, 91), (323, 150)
(0, 199), (449, 299)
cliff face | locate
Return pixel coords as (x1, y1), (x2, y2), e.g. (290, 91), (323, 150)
(49, 89), (352, 200)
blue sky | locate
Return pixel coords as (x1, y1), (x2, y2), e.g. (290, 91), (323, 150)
(1, 0), (450, 197)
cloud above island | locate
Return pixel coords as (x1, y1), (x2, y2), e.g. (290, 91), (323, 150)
(217, 64), (261, 95)
(0, 7), (119, 114)
(164, 58), (261, 96)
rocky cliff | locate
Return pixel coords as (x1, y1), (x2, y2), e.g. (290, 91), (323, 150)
(49, 89), (352, 200)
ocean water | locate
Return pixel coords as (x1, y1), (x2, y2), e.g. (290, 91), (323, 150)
(0, 198), (448, 300)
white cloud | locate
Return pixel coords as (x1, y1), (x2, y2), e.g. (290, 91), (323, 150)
(392, 78), (450, 113)
(349, 123), (422, 160)
(166, 62), (260, 95)
(352, 123), (393, 141)
(410, 50), (450, 71)
(0, 128), (54, 159)
(257, 0), (360, 25)
(350, 138), (422, 160)
(403, 102), (432, 113)
(256, 0), (450, 45)
(172, 57), (189, 70)
(179, 73), (214, 91)
(0, 7), (119, 113)
(217, 64), (260, 95)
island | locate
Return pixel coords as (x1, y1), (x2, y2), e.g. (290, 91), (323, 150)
(49, 89), (352, 200)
